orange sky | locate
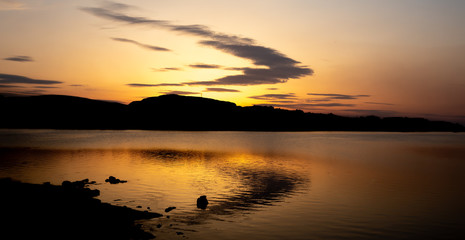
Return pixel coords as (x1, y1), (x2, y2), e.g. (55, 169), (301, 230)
(1, 0), (465, 124)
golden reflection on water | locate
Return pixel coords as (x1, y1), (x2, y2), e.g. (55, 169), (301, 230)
(0, 148), (309, 211)
(1, 131), (464, 239)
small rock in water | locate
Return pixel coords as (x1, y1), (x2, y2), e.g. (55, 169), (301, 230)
(164, 206), (176, 213)
(196, 195), (209, 209)
(176, 232), (184, 235)
(156, 224), (162, 228)
(105, 176), (127, 184)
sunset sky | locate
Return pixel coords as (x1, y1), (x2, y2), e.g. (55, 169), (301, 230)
(1, 0), (465, 123)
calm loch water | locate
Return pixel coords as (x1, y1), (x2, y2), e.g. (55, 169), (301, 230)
(0, 129), (464, 239)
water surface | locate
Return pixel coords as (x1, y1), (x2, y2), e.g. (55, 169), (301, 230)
(0, 130), (464, 239)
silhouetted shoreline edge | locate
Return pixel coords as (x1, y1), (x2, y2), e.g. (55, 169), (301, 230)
(0, 178), (161, 239)
(1, 94), (463, 132)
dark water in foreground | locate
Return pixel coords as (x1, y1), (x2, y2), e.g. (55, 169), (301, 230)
(0, 129), (464, 239)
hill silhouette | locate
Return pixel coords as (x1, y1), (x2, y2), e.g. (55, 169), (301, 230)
(0, 94), (463, 132)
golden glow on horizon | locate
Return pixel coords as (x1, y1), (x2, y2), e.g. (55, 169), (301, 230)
(1, 0), (465, 123)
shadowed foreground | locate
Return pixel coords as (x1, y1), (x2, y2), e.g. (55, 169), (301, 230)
(0, 178), (162, 240)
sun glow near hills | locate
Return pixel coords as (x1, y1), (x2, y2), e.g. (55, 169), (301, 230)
(1, 0), (465, 124)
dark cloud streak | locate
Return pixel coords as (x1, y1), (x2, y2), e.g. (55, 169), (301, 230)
(0, 84), (22, 88)
(189, 63), (222, 69)
(102, 1), (134, 11)
(3, 56), (33, 62)
(188, 41), (312, 86)
(264, 102), (356, 109)
(81, 2), (313, 86)
(0, 89), (47, 97)
(365, 101), (394, 106)
(0, 73), (62, 85)
(127, 83), (184, 87)
(81, 6), (252, 44)
(308, 93), (370, 100)
(200, 41), (298, 67)
(151, 67), (182, 72)
(161, 90), (199, 95)
(111, 37), (170, 52)
(204, 88), (240, 92)
(34, 86), (59, 89)
(249, 93), (297, 100)
(341, 109), (398, 116)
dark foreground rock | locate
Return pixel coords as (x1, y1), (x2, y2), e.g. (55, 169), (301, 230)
(197, 195), (209, 209)
(105, 176), (128, 184)
(164, 206), (176, 213)
(0, 178), (162, 240)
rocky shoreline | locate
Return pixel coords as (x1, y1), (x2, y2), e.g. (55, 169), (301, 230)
(0, 178), (162, 239)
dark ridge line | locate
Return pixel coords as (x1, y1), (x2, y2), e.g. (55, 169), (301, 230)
(0, 94), (463, 132)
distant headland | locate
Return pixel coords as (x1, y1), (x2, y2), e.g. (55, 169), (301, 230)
(0, 94), (463, 132)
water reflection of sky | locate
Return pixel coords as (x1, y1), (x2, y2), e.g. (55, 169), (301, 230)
(0, 147), (310, 216)
(127, 149), (310, 238)
(136, 149), (309, 220)
(1, 130), (464, 239)
(0, 147), (311, 238)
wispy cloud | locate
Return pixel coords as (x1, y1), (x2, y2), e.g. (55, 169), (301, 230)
(81, 2), (313, 86)
(3, 55), (33, 62)
(151, 67), (182, 72)
(266, 100), (297, 104)
(364, 101), (394, 106)
(0, 89), (46, 97)
(249, 92), (373, 112)
(0, 84), (22, 88)
(188, 42), (312, 86)
(81, 5), (250, 43)
(0, 73), (62, 85)
(250, 92), (376, 112)
(127, 83), (184, 87)
(0, 0), (25, 11)
(161, 90), (199, 95)
(340, 109), (398, 116)
(101, 1), (134, 11)
(189, 63), (222, 69)
(203, 88), (240, 92)
(263, 102), (356, 109)
(34, 86), (59, 89)
(111, 37), (171, 52)
(223, 67), (249, 71)
(307, 93), (370, 100)
(246, 92), (398, 118)
(249, 93), (297, 101)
